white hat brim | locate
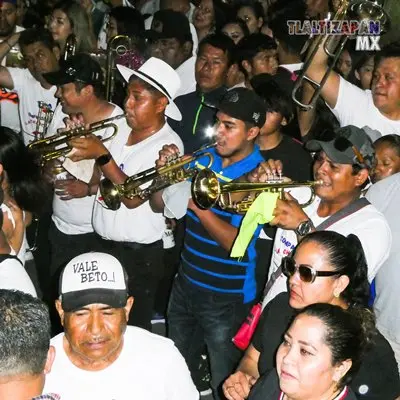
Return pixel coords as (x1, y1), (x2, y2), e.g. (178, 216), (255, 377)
(117, 64), (182, 121)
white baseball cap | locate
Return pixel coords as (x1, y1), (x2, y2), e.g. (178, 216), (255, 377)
(117, 57), (182, 121)
(59, 252), (128, 312)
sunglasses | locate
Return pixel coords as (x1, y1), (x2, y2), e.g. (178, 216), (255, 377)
(281, 256), (339, 283)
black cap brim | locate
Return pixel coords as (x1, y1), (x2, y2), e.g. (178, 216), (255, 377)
(43, 70), (74, 86)
(61, 288), (128, 312)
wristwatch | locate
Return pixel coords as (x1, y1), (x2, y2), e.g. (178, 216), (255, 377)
(295, 220), (314, 236)
(95, 152), (112, 166)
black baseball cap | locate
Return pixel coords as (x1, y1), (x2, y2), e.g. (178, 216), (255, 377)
(43, 53), (103, 86)
(218, 88), (267, 128)
(146, 10), (192, 43)
(306, 125), (375, 169)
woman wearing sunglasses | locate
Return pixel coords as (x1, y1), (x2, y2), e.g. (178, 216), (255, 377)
(247, 303), (373, 400)
(223, 230), (400, 400)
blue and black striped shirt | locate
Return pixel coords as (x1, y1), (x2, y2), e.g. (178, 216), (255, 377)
(181, 146), (264, 304)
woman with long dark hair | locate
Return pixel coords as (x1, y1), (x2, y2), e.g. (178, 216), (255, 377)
(224, 231), (400, 400)
(0, 127), (50, 264)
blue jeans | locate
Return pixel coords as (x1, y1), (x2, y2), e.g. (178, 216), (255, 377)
(168, 272), (252, 399)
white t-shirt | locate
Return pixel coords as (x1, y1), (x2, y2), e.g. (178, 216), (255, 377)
(331, 76), (400, 136)
(0, 25), (25, 134)
(175, 56), (196, 98)
(8, 68), (57, 145)
(262, 190), (392, 307)
(51, 105), (125, 235)
(0, 256), (36, 296)
(93, 122), (184, 243)
(366, 173), (400, 346)
(44, 326), (199, 400)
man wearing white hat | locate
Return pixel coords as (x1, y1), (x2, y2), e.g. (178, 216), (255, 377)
(68, 57), (184, 331)
(44, 252), (198, 399)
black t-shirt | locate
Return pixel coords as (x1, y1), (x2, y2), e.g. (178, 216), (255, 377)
(259, 134), (312, 182)
(248, 369), (359, 400)
(252, 293), (400, 399)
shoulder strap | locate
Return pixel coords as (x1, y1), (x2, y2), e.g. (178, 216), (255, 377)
(263, 198), (370, 298)
(316, 198), (370, 231)
(0, 254), (23, 266)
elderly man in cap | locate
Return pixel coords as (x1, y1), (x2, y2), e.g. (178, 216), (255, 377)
(44, 252), (198, 399)
(68, 57), (183, 331)
(0, 289), (57, 400)
(249, 125), (391, 307)
(152, 87), (267, 398)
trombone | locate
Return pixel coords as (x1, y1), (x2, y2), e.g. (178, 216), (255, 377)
(100, 142), (216, 210)
(28, 114), (126, 165)
(292, 0), (390, 110)
(192, 169), (323, 213)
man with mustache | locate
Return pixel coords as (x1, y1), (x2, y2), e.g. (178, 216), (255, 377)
(301, 40), (400, 137)
(256, 125), (391, 306)
(44, 251), (198, 399)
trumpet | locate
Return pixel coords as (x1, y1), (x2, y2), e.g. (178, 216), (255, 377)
(192, 169), (323, 213)
(100, 142), (216, 210)
(28, 114), (126, 165)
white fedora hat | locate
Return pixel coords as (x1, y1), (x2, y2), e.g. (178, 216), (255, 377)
(117, 58), (182, 121)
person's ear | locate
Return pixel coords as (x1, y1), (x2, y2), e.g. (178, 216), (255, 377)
(332, 359), (352, 384)
(182, 41), (192, 58)
(156, 95), (169, 114)
(247, 126), (260, 141)
(281, 117), (288, 127)
(55, 299), (65, 327)
(124, 296), (134, 321)
(257, 17), (263, 29)
(354, 168), (369, 187)
(333, 274), (350, 298)
(53, 45), (61, 62)
(241, 60), (252, 75)
(44, 345), (56, 374)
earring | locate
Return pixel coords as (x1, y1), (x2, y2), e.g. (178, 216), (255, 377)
(334, 290), (340, 298)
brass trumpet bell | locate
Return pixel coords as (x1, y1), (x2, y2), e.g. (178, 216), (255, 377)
(100, 142), (216, 210)
(29, 114), (125, 165)
(192, 169), (323, 212)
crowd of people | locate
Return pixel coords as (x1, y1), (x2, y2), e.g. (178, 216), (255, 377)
(0, 0), (399, 399)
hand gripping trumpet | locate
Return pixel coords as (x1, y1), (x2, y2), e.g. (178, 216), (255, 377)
(192, 169), (323, 212)
(100, 142), (217, 210)
(28, 114), (126, 165)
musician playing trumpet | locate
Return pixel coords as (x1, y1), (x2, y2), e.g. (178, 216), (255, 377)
(41, 53), (125, 316)
(150, 87), (269, 397)
(250, 126), (392, 309)
(65, 58), (184, 331)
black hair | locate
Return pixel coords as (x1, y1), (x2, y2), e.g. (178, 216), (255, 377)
(252, 77), (294, 122)
(0, 128), (51, 215)
(375, 41), (400, 67)
(298, 303), (375, 389)
(74, 81), (105, 100)
(0, 289), (51, 377)
(298, 231), (370, 307)
(374, 134), (400, 156)
(197, 33), (236, 67)
(109, 6), (145, 38)
(236, 0), (265, 21)
(267, 0), (308, 56)
(222, 18), (250, 37)
(19, 27), (58, 52)
(236, 33), (277, 76)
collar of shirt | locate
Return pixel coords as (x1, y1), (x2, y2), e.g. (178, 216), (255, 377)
(32, 394), (61, 400)
(195, 145), (263, 182)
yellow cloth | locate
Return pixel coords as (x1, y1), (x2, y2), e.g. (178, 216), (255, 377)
(230, 192), (279, 258)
